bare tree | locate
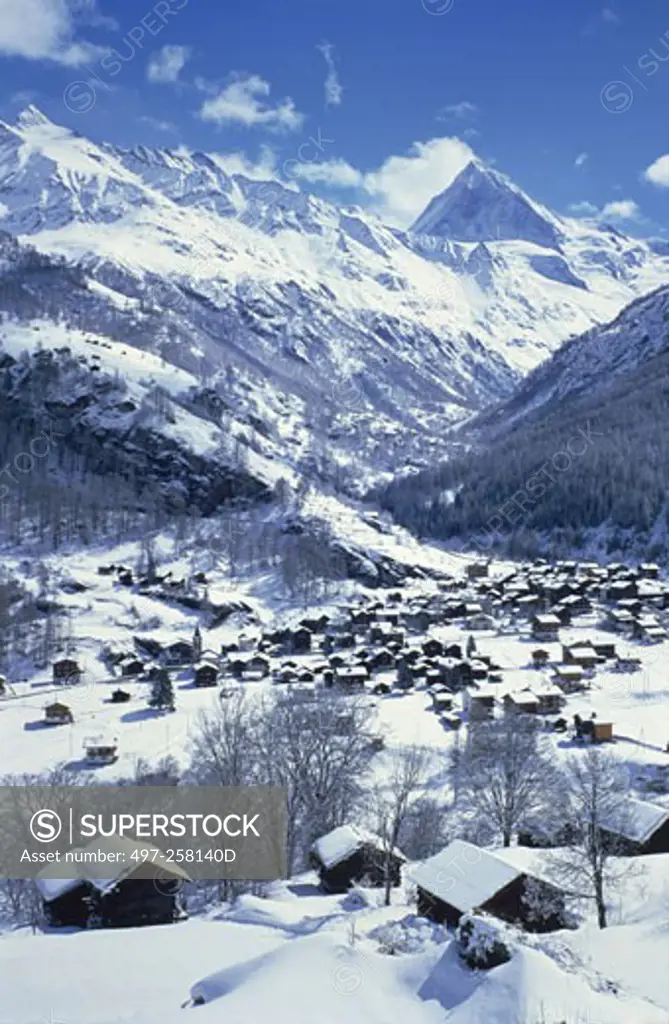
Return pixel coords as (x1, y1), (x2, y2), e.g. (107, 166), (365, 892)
(187, 690), (258, 788)
(461, 714), (556, 847)
(549, 748), (636, 929)
(256, 694), (376, 872)
(372, 744), (434, 906)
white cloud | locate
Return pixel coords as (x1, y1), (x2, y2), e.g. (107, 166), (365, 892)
(438, 101), (478, 120)
(599, 199), (641, 221)
(317, 41), (342, 108)
(198, 74), (304, 132)
(568, 198), (642, 223)
(643, 154), (669, 188)
(568, 200), (598, 216)
(209, 146), (278, 181)
(147, 44), (191, 84)
(574, 152), (588, 168)
(287, 136), (475, 227)
(293, 158), (363, 188)
(0, 0), (110, 66)
(362, 136), (475, 227)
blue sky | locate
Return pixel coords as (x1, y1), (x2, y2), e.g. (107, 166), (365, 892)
(1, 0), (668, 232)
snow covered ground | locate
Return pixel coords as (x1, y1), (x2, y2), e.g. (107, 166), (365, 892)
(3, 866), (669, 1024)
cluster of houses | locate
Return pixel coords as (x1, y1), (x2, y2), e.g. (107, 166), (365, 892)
(40, 556), (669, 749)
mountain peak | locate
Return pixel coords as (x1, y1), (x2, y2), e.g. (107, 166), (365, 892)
(410, 159), (564, 250)
(15, 105), (54, 130)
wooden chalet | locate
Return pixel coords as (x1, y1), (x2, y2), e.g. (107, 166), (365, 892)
(466, 561), (490, 580)
(503, 690), (540, 715)
(119, 655), (144, 677)
(84, 734), (119, 765)
(335, 666), (369, 692)
(310, 824), (405, 893)
(531, 614), (561, 643)
(233, 654), (270, 681)
(44, 702), (73, 725)
(562, 643), (599, 670)
(599, 797), (669, 855)
(464, 687), (496, 721)
(194, 661), (219, 687)
(411, 839), (566, 932)
(53, 658), (81, 684)
(553, 665), (585, 693)
(290, 626), (312, 653)
(37, 838), (190, 928)
(531, 683), (565, 715)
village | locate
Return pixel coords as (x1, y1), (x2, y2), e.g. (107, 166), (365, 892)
(2, 547), (669, 948)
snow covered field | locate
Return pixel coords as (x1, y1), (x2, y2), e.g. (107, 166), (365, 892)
(3, 865), (669, 1024)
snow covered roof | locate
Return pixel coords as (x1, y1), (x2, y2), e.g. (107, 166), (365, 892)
(36, 837), (191, 900)
(600, 798), (669, 845)
(410, 839), (521, 913)
(311, 824), (402, 869)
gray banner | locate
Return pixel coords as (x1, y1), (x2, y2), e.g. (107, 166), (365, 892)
(0, 785), (286, 881)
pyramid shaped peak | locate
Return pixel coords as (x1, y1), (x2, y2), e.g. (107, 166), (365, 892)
(411, 160), (563, 249)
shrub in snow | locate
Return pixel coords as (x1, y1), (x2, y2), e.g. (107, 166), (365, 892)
(373, 916), (447, 955)
(346, 884), (383, 910)
(456, 912), (512, 970)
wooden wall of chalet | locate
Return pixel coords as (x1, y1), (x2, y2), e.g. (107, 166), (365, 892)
(311, 845), (403, 894)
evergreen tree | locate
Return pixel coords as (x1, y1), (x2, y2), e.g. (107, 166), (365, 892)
(149, 670), (174, 712)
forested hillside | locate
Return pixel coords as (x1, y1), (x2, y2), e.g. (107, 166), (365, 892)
(378, 347), (669, 561)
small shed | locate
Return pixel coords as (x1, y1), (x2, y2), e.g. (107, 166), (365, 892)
(309, 824), (405, 894)
(44, 702), (73, 725)
(194, 661), (219, 687)
(110, 688), (131, 704)
(53, 659), (81, 684)
(119, 656), (144, 677)
(84, 735), (119, 765)
(531, 615), (561, 643)
(592, 721), (614, 743)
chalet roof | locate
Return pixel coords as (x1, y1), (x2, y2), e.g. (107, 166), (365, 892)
(554, 666), (583, 678)
(410, 840), (521, 913)
(600, 798), (669, 845)
(507, 690), (539, 706)
(36, 837), (191, 901)
(533, 614), (561, 626)
(311, 824), (401, 869)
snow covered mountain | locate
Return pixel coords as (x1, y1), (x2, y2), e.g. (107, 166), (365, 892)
(1, 106), (669, 486)
(483, 283), (669, 425)
(411, 159), (565, 250)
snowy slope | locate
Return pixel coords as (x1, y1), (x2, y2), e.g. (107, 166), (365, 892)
(1, 105), (669, 461)
(486, 284), (669, 425)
